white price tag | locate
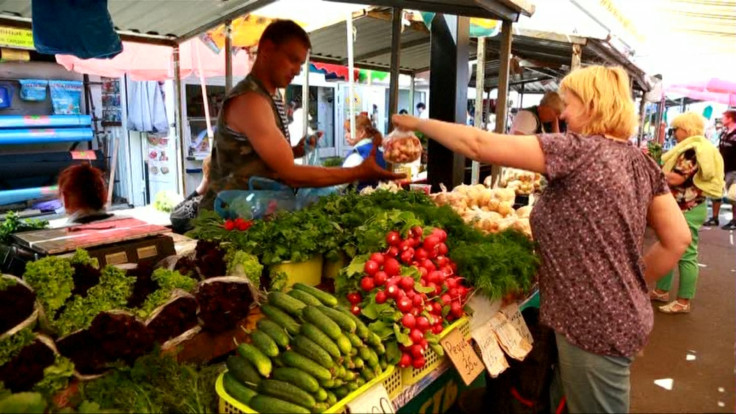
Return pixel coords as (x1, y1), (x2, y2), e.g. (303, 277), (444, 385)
(471, 323), (509, 378)
(501, 303), (534, 345)
(489, 312), (532, 361)
(346, 383), (395, 414)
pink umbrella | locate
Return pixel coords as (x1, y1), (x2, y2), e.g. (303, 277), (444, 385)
(56, 38), (251, 81)
(666, 78), (736, 106)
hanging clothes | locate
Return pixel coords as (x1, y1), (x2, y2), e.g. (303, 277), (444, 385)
(32, 0), (122, 59)
(126, 81), (169, 135)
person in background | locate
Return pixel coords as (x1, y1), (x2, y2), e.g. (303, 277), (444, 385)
(703, 109), (736, 230)
(510, 91), (565, 134)
(650, 112), (724, 313)
(399, 109), (408, 115)
(170, 156), (211, 234)
(392, 65), (691, 414)
(58, 163), (112, 224)
(342, 113), (386, 189)
(416, 102), (428, 119)
(199, 20), (401, 211)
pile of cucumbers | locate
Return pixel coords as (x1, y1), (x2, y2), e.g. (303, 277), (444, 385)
(223, 283), (387, 413)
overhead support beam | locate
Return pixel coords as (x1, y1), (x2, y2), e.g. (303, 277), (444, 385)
(388, 8), (403, 128)
(343, 37), (427, 65)
(491, 19), (513, 188)
(225, 20), (233, 93)
(324, 0), (521, 21)
(571, 43), (582, 70)
(310, 55), (415, 75)
(177, 0), (276, 43)
(364, 10), (430, 33)
(427, 14), (470, 191)
(471, 36), (486, 184)
(173, 46), (186, 195)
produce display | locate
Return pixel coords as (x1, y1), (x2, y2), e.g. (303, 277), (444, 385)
(0, 275), (36, 334)
(382, 130), (423, 164)
(496, 168), (543, 195)
(223, 285), (388, 413)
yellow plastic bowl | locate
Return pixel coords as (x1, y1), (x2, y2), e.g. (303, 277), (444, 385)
(269, 255), (323, 288)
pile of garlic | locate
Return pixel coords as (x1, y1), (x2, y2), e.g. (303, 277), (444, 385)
(359, 180), (403, 195)
(497, 168), (543, 195)
(431, 184), (532, 238)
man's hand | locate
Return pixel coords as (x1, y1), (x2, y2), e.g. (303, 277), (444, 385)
(293, 131), (324, 158)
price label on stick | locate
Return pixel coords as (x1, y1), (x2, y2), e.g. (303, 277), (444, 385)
(346, 383), (395, 414)
(501, 303), (534, 345)
(472, 324), (510, 378)
(440, 328), (485, 386)
(489, 312), (532, 361)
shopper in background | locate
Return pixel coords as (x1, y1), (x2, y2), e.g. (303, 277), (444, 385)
(703, 109), (736, 230)
(392, 65), (692, 414)
(58, 163), (112, 224)
(510, 91), (565, 134)
(650, 112), (724, 313)
(342, 113), (386, 190)
(170, 156), (211, 234)
(416, 102), (428, 119)
(200, 20), (401, 211)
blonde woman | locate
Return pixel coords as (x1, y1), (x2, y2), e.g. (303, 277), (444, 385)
(393, 66), (692, 413)
(651, 112), (724, 313)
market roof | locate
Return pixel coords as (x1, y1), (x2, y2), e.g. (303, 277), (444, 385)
(325, 0), (535, 21)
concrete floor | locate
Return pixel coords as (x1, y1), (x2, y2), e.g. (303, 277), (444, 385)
(631, 206), (736, 413)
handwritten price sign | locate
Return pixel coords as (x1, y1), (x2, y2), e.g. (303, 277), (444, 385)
(489, 312), (532, 361)
(500, 303), (534, 344)
(346, 383), (395, 414)
(440, 328), (484, 386)
(471, 324), (509, 378)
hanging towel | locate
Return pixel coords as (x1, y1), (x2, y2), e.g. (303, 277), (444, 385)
(126, 81), (169, 135)
(32, 0), (122, 59)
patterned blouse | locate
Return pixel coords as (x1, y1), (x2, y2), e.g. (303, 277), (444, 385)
(669, 149), (705, 211)
(530, 132), (669, 357)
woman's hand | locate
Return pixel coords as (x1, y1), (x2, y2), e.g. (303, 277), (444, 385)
(392, 114), (423, 132)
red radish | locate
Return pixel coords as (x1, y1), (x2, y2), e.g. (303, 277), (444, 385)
(416, 316), (430, 332)
(427, 282), (438, 295)
(412, 357), (426, 369)
(397, 297), (413, 313)
(458, 286), (469, 298)
(431, 302), (443, 314)
(411, 226), (424, 238)
(427, 271), (443, 284)
(410, 344), (424, 358)
(432, 324), (443, 334)
(386, 246), (399, 257)
(437, 243), (448, 255)
(420, 279), (428, 287)
(375, 291), (387, 304)
(374, 271), (388, 286)
(432, 228), (447, 242)
(383, 258), (401, 276)
(400, 276), (415, 290)
(386, 284), (400, 298)
(360, 277), (375, 292)
(364, 260), (379, 276)
(435, 256), (449, 267)
(423, 236), (440, 251)
(412, 295), (423, 307)
(224, 220), (235, 231)
(421, 259), (436, 272)
(351, 305), (361, 315)
(399, 353), (412, 368)
(420, 338), (428, 350)
(433, 283), (443, 296)
(450, 261), (458, 273)
(399, 240), (413, 252)
(410, 329), (424, 344)
(441, 294), (452, 305)
(402, 313), (416, 329)
(448, 287), (459, 299)
(451, 302), (464, 317)
(386, 231), (401, 246)
(441, 265), (453, 276)
(411, 307), (420, 316)
(347, 292), (362, 304)
(418, 267), (428, 278)
(414, 247), (429, 261)
(400, 249), (415, 264)
(370, 252), (385, 265)
(446, 277), (458, 289)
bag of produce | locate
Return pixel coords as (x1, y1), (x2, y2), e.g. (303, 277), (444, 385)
(0, 274), (39, 338)
(195, 276), (257, 333)
(383, 129), (422, 164)
(145, 289), (199, 345)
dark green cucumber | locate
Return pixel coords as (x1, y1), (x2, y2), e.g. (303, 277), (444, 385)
(261, 304), (301, 335)
(257, 319), (290, 349)
(300, 323), (340, 359)
(347, 381), (359, 391)
(334, 386), (349, 399)
(372, 340), (386, 355)
(326, 391), (337, 405)
(360, 367), (375, 381)
(336, 334), (352, 356)
(237, 343), (272, 377)
(366, 332), (382, 348)
(352, 356), (365, 370)
(272, 367), (320, 393)
(259, 379), (316, 409)
(318, 306), (356, 333)
(337, 306), (370, 339)
(361, 347), (379, 368)
(315, 387), (328, 402)
(249, 395), (310, 414)
(292, 283), (338, 307)
(355, 377), (366, 387)
(320, 378), (335, 389)
(346, 332), (365, 349)
(313, 402), (330, 412)
(293, 335), (334, 368)
(288, 289), (323, 307)
(302, 306), (342, 340)
(223, 372), (258, 405)
(282, 351), (332, 381)
(226, 355), (262, 386)
(268, 291), (306, 317)
(251, 330), (279, 357)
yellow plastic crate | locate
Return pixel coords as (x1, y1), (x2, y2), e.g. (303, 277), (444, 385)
(217, 365), (397, 414)
(269, 255), (323, 288)
(400, 317), (470, 386)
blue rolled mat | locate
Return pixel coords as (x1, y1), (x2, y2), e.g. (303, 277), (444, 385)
(0, 128), (93, 144)
(0, 186), (58, 206)
(0, 115), (92, 128)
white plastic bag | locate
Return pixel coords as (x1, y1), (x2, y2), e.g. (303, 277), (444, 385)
(383, 129), (422, 164)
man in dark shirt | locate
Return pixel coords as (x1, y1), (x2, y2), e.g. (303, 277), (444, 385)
(704, 110), (736, 230)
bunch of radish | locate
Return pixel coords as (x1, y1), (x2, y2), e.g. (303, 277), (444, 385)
(345, 226), (471, 369)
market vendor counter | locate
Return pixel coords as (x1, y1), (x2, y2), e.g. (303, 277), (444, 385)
(46, 205), (172, 229)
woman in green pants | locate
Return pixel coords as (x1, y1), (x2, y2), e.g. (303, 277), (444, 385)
(651, 112), (725, 313)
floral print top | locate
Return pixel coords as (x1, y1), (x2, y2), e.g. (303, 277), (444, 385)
(670, 149), (704, 211)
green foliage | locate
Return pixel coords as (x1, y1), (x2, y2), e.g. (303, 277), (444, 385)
(0, 328), (35, 366)
(647, 141), (663, 165)
(225, 249), (263, 288)
(269, 270), (288, 292)
(32, 356), (75, 399)
(0, 211), (48, 244)
(69, 249), (99, 269)
(54, 266), (136, 336)
(0, 391), (46, 413)
(0, 275), (17, 291)
(23, 256), (75, 317)
(82, 351), (223, 414)
(135, 269), (197, 319)
(322, 157), (344, 167)
(186, 210), (228, 242)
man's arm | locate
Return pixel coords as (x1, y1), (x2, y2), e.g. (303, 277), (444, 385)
(225, 94), (401, 188)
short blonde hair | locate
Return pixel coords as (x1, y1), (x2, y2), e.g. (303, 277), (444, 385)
(559, 66), (638, 139)
(540, 91), (564, 114)
(671, 112), (705, 137)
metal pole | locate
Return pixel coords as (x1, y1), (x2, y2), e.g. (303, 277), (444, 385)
(346, 12), (356, 139)
(471, 36), (486, 185)
(409, 73), (415, 113)
(388, 7), (402, 130)
(637, 96), (646, 146)
(302, 50), (310, 139)
(571, 43), (582, 71)
(173, 46), (186, 195)
(225, 20), (233, 93)
(491, 19), (513, 188)
(519, 82), (525, 108)
(655, 95), (666, 144)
